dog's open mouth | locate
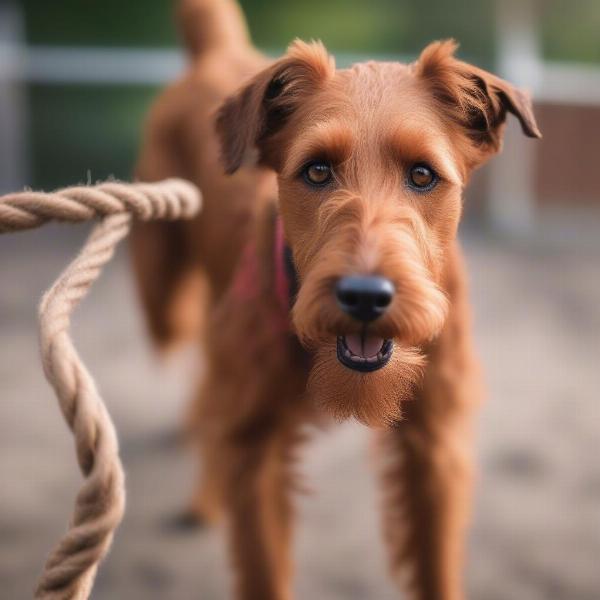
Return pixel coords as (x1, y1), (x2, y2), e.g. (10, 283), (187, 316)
(336, 334), (393, 373)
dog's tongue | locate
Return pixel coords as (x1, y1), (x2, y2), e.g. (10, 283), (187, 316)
(345, 334), (384, 358)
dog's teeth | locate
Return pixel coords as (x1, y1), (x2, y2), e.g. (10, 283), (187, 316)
(377, 352), (383, 361)
(350, 355), (367, 363)
(367, 356), (378, 363)
(344, 349), (352, 358)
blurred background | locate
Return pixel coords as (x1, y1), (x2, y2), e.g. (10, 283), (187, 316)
(0, 1), (599, 599)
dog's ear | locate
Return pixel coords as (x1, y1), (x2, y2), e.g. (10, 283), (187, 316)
(416, 40), (541, 158)
(216, 40), (335, 174)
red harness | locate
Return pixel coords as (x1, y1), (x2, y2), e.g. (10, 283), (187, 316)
(274, 217), (293, 313)
(230, 216), (295, 334)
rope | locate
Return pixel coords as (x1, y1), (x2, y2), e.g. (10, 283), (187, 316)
(0, 179), (199, 233)
(0, 179), (202, 599)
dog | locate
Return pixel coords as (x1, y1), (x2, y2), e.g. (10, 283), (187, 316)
(130, 1), (541, 598)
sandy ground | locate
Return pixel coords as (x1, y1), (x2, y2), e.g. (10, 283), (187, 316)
(1, 225), (599, 600)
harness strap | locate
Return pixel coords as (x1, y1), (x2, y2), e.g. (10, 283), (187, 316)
(231, 213), (297, 329)
(274, 216), (298, 312)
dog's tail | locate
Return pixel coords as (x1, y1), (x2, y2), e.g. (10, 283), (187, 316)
(176, 0), (251, 57)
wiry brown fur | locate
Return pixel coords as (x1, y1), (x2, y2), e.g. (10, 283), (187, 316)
(131, 2), (540, 599)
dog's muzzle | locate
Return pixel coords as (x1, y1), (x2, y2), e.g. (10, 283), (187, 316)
(335, 275), (394, 372)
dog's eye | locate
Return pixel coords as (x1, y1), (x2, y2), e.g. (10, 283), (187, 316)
(409, 164), (437, 191)
(303, 162), (333, 187)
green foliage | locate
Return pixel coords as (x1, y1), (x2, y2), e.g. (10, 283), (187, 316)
(21, 0), (600, 63)
(22, 0), (495, 62)
(542, 0), (600, 64)
(29, 85), (159, 188)
(22, 0), (177, 47)
(241, 0), (495, 63)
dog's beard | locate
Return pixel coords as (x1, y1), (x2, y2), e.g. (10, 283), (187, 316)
(307, 340), (425, 427)
(291, 200), (447, 424)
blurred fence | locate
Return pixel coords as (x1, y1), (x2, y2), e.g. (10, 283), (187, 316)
(1, 0), (600, 235)
(490, 0), (600, 234)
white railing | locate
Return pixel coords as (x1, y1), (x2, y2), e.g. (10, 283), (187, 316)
(18, 46), (187, 85)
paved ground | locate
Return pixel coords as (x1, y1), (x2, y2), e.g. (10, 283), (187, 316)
(1, 224), (599, 600)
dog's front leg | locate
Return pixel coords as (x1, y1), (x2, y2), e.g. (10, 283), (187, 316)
(376, 278), (479, 600)
(221, 408), (304, 600)
(377, 400), (474, 600)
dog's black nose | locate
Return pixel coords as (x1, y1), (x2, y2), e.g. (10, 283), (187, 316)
(336, 276), (394, 323)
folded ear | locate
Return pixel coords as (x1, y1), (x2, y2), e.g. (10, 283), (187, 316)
(416, 40), (541, 157)
(216, 40), (335, 174)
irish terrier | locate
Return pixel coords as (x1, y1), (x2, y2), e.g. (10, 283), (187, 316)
(131, 1), (541, 598)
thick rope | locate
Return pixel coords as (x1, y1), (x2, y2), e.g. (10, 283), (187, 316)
(0, 180), (202, 599)
(0, 179), (199, 233)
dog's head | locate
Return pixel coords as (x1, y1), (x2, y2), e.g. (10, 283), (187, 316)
(217, 40), (540, 426)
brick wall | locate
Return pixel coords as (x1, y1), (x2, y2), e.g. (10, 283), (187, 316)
(535, 103), (600, 207)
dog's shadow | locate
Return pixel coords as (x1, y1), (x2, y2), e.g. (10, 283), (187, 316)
(119, 427), (213, 535)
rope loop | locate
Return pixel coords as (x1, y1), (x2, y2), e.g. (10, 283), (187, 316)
(0, 179), (202, 599)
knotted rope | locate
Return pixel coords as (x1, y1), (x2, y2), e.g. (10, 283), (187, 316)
(0, 179), (202, 599)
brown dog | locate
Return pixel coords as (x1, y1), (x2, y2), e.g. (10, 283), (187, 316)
(131, 1), (541, 598)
